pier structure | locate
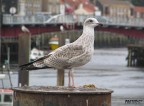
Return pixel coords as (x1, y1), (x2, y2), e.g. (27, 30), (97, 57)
(127, 44), (144, 67)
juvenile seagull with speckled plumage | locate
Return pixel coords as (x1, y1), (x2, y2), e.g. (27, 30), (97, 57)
(20, 18), (102, 87)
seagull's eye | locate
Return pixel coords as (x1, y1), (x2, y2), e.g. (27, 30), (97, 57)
(89, 19), (93, 23)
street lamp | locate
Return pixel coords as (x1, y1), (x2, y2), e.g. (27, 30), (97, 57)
(6, 7), (17, 68)
(10, 7), (16, 15)
(9, 7), (16, 24)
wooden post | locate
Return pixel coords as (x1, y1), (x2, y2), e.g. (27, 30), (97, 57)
(18, 33), (31, 86)
(57, 69), (64, 86)
(57, 32), (65, 86)
(127, 48), (130, 66)
(127, 47), (132, 67)
(13, 86), (113, 106)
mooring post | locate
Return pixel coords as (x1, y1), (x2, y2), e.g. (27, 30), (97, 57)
(18, 33), (31, 86)
(127, 47), (132, 67)
(57, 32), (65, 86)
(57, 69), (64, 86)
(13, 86), (113, 106)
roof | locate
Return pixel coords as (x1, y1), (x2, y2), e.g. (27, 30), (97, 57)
(74, 4), (94, 15)
(97, 0), (133, 7)
(83, 2), (96, 13)
(134, 6), (144, 13)
(60, 0), (96, 13)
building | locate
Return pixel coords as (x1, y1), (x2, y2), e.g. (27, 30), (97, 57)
(41, 0), (62, 14)
(133, 6), (144, 18)
(18, 0), (42, 16)
(96, 0), (133, 17)
(60, 0), (96, 15)
(1, 0), (18, 14)
(41, 0), (49, 12)
(74, 2), (96, 15)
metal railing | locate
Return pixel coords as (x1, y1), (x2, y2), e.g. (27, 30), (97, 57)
(2, 14), (144, 27)
(3, 14), (49, 25)
(1, 36), (18, 43)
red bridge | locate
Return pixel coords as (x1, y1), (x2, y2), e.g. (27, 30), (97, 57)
(2, 23), (144, 38)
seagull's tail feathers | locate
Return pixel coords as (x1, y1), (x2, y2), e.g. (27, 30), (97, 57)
(19, 56), (51, 71)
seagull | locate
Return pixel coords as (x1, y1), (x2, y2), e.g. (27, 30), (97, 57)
(20, 18), (101, 87)
(21, 25), (30, 34)
(60, 25), (64, 32)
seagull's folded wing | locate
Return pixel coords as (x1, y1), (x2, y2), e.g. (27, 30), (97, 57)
(43, 44), (85, 68)
(20, 44), (85, 70)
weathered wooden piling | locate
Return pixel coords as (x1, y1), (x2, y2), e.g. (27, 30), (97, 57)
(127, 44), (144, 67)
(57, 32), (66, 86)
(13, 86), (113, 106)
(18, 33), (31, 86)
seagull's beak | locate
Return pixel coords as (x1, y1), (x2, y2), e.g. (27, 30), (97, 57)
(98, 23), (103, 26)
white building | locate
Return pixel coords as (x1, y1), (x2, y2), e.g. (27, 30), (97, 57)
(18, 0), (42, 16)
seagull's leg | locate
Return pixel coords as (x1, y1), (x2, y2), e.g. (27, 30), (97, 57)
(70, 69), (75, 87)
(68, 70), (71, 87)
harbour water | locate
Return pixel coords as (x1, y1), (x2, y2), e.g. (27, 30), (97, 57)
(1, 48), (144, 106)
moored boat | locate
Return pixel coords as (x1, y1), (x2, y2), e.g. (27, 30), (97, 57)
(0, 89), (13, 106)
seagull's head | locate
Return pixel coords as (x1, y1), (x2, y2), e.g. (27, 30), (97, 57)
(84, 18), (101, 28)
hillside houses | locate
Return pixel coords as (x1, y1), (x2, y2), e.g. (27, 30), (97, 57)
(133, 6), (144, 18)
(96, 0), (133, 18)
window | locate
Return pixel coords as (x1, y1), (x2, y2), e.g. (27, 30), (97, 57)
(4, 94), (12, 102)
(105, 6), (109, 15)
